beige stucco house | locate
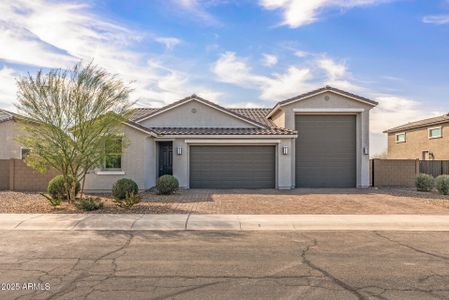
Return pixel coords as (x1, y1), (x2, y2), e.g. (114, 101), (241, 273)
(0, 86), (377, 191)
(385, 114), (449, 160)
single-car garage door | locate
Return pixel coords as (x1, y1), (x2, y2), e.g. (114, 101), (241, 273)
(190, 145), (275, 189)
(295, 115), (356, 188)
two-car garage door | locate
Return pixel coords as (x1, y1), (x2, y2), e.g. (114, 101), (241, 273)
(190, 145), (275, 189)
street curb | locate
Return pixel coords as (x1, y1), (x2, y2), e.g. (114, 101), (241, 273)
(2, 214), (449, 231)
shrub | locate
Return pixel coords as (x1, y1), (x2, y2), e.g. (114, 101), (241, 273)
(435, 175), (449, 195)
(77, 197), (103, 211)
(112, 178), (138, 200)
(156, 175), (179, 195)
(40, 193), (62, 207)
(48, 175), (80, 200)
(114, 192), (141, 209)
(416, 173), (435, 192)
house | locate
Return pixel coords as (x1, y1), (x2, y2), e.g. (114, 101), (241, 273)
(0, 109), (27, 159)
(0, 86), (377, 191)
(385, 114), (449, 160)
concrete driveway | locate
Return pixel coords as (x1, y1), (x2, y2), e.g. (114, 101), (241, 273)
(1, 230), (449, 299)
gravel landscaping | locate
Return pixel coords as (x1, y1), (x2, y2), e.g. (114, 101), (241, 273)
(1, 188), (449, 214)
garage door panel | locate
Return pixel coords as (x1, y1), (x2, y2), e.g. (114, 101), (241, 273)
(295, 115), (356, 188)
(190, 146), (275, 189)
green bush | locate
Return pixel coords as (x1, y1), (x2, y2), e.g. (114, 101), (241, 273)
(48, 175), (80, 200)
(112, 178), (139, 200)
(114, 192), (141, 209)
(435, 175), (449, 195)
(77, 198), (103, 211)
(416, 173), (435, 192)
(156, 175), (179, 195)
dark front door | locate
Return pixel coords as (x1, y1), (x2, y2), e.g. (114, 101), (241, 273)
(158, 142), (173, 177)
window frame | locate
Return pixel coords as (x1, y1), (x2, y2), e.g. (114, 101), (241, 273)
(20, 147), (31, 160)
(395, 132), (406, 144)
(428, 126), (442, 139)
(102, 137), (123, 171)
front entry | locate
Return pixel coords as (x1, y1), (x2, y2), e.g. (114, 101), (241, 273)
(158, 142), (173, 177)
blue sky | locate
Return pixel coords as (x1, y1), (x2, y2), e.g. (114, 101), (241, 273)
(0, 0), (448, 154)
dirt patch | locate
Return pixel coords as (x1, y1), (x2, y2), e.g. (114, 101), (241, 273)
(1, 188), (449, 214)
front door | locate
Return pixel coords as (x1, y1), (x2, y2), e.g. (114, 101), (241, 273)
(158, 142), (173, 177)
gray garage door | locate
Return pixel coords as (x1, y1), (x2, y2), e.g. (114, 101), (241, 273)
(295, 115), (356, 188)
(190, 146), (275, 189)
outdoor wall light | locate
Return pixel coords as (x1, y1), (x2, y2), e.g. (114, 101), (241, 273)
(282, 145), (288, 155)
(177, 147), (183, 155)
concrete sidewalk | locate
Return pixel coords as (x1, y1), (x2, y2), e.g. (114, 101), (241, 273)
(2, 214), (449, 231)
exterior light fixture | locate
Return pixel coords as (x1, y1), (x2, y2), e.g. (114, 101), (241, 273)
(282, 145), (288, 155)
(177, 147), (182, 155)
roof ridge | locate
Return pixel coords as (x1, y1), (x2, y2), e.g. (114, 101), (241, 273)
(385, 113), (449, 133)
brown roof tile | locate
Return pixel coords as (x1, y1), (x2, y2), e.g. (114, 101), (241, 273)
(149, 127), (296, 136)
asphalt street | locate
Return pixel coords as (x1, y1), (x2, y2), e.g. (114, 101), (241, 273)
(1, 230), (449, 299)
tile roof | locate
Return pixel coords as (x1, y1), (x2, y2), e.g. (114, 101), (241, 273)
(130, 108), (160, 121)
(149, 127), (297, 136)
(274, 85), (378, 107)
(385, 113), (449, 133)
(132, 95), (269, 128)
(228, 108), (274, 127)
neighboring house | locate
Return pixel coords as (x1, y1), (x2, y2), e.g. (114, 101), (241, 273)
(0, 86), (377, 191)
(0, 109), (28, 159)
(385, 114), (449, 160)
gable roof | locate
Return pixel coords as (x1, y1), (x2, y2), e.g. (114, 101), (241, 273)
(385, 113), (449, 133)
(266, 85), (378, 118)
(133, 94), (268, 128)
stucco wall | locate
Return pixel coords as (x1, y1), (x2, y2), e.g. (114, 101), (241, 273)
(271, 91), (374, 188)
(84, 125), (156, 192)
(0, 121), (22, 159)
(387, 124), (449, 159)
(140, 100), (255, 128)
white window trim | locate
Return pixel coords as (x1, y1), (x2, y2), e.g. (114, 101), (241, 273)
(428, 126), (442, 139)
(395, 132), (406, 143)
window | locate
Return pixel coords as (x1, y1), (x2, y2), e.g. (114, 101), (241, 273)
(395, 132), (406, 143)
(20, 147), (31, 160)
(428, 127), (442, 139)
(103, 137), (122, 170)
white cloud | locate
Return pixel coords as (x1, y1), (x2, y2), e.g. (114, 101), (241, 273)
(0, 67), (18, 109)
(0, 0), (213, 109)
(422, 15), (449, 25)
(317, 58), (346, 80)
(213, 51), (314, 100)
(262, 54), (278, 66)
(259, 0), (391, 28)
(155, 37), (182, 50)
(170, 0), (222, 26)
(294, 50), (309, 57)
